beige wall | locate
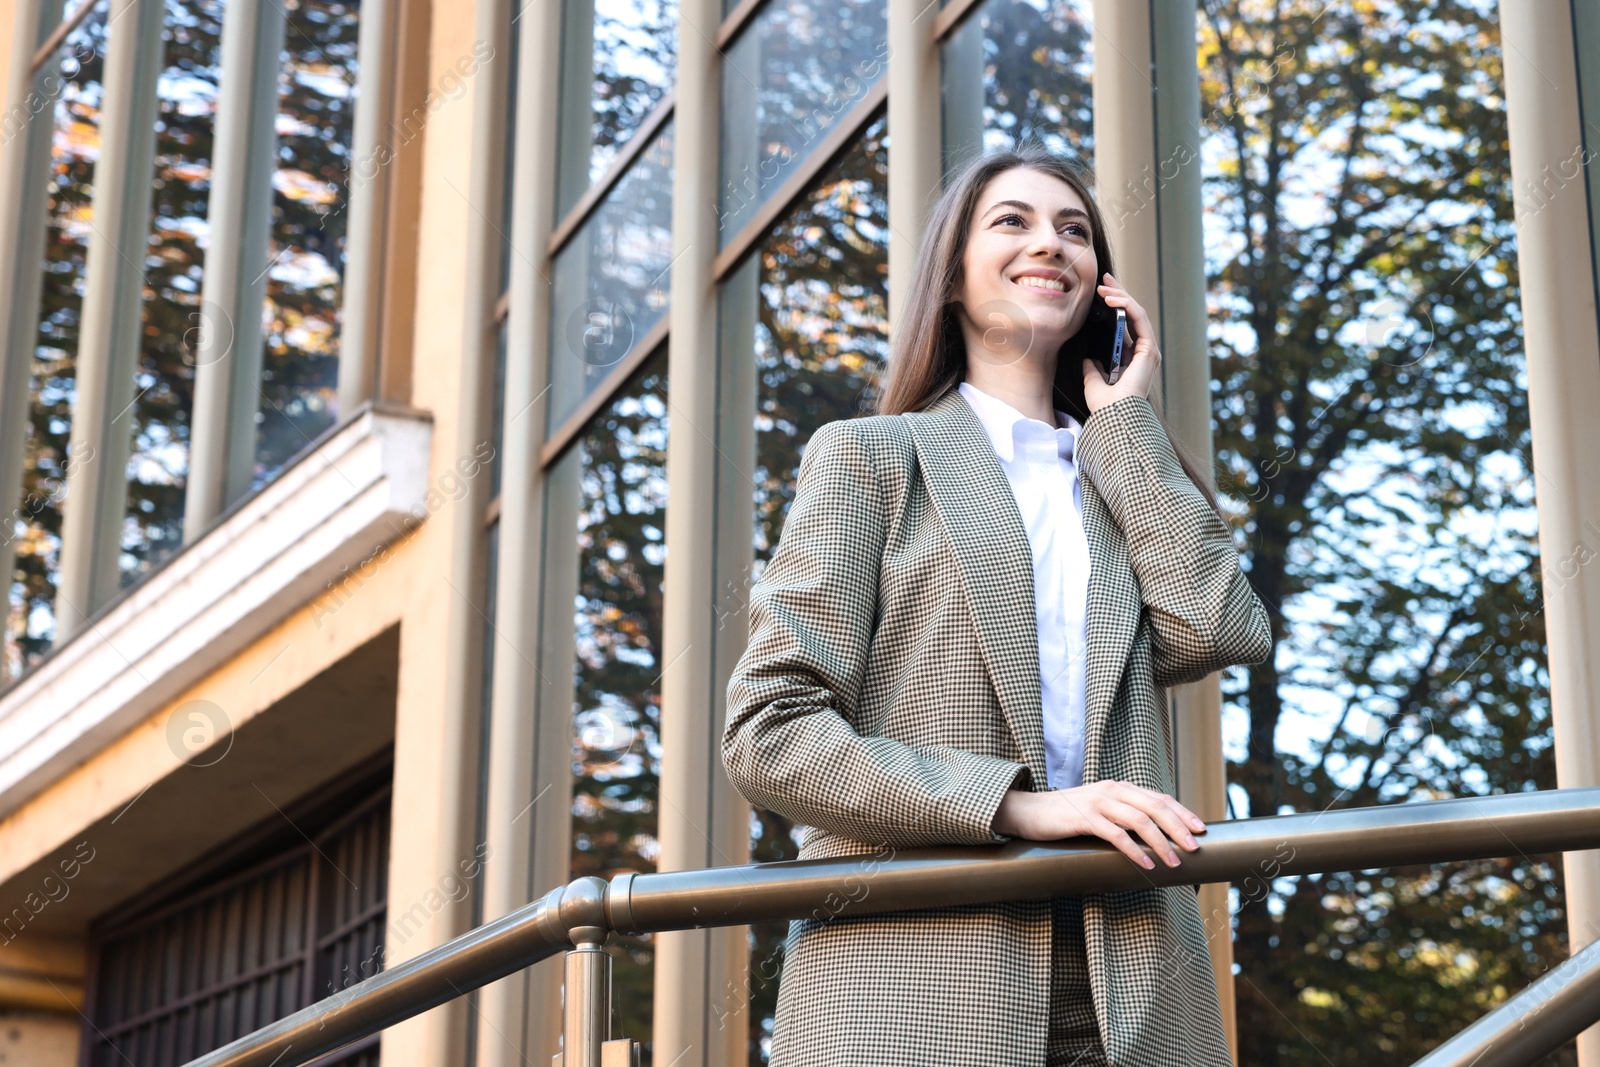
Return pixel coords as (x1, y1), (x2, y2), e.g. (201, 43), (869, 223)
(0, 0), (485, 1054)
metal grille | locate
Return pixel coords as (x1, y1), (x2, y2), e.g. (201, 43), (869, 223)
(83, 781), (391, 1067)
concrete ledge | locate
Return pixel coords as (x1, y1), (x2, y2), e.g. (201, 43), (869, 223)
(0, 404), (433, 819)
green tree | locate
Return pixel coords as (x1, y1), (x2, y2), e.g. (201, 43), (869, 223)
(1196, 1), (1564, 1061)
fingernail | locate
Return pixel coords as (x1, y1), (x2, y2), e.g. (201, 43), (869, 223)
(1183, 834), (1198, 849)
(1141, 855), (1155, 869)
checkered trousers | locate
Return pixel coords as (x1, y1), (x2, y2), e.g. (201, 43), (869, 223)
(724, 388), (1272, 1066)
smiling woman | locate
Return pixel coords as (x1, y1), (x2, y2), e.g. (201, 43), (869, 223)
(723, 145), (1270, 1066)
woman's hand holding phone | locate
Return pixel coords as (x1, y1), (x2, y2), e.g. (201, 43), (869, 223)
(991, 779), (1206, 869)
(1081, 272), (1161, 415)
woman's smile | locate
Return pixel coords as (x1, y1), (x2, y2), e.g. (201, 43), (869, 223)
(1010, 269), (1074, 297)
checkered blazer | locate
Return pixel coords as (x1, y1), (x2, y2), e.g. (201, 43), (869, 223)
(723, 387), (1272, 1066)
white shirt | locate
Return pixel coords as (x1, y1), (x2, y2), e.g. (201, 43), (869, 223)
(957, 381), (1091, 791)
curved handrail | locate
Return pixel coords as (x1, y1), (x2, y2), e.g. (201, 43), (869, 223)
(179, 786), (1600, 1067)
(1411, 935), (1600, 1067)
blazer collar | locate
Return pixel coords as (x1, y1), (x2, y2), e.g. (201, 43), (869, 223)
(956, 380), (1083, 464)
(903, 386), (1138, 789)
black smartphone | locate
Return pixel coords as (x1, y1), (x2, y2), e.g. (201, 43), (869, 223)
(1059, 290), (1134, 379)
(1108, 307), (1128, 384)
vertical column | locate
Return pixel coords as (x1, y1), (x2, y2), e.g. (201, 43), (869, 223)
(1092, 0), (1238, 1055)
(475, 0), (563, 1055)
(0, 0), (62, 596)
(380, 0), (499, 1059)
(54, 0), (164, 638)
(1498, 2), (1600, 1063)
(1148, 0), (1237, 1056)
(334, 0), (401, 417)
(653, 0), (747, 1061)
(181, 0), (285, 540)
(886, 0), (940, 332)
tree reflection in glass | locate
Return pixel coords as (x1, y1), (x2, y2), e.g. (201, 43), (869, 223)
(121, 0), (228, 586)
(256, 0), (359, 485)
(940, 0), (1093, 174)
(554, 0), (678, 218)
(739, 113), (888, 1065)
(6, 10), (108, 681)
(570, 350), (668, 1051)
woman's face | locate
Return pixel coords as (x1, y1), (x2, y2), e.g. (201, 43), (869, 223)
(950, 167), (1099, 368)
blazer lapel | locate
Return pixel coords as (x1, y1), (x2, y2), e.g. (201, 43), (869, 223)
(904, 387), (1142, 792)
(904, 389), (1049, 791)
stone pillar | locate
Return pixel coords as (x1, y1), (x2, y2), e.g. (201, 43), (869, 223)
(1093, 0), (1238, 1056)
(887, 0), (942, 332)
(1499, 2), (1600, 1062)
(54, 0), (164, 637)
(182, 0), (285, 538)
(651, 0), (750, 1061)
(473, 0), (566, 1056)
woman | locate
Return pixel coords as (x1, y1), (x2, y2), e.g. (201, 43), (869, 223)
(722, 146), (1272, 1067)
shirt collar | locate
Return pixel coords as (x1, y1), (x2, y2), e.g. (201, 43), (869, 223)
(957, 380), (1081, 464)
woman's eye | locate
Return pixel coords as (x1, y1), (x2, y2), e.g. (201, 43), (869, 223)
(994, 214), (1088, 238)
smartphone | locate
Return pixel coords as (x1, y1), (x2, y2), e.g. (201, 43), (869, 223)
(1107, 307), (1128, 384)
(1059, 290), (1133, 378)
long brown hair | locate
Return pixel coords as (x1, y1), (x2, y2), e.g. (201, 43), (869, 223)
(875, 145), (1222, 516)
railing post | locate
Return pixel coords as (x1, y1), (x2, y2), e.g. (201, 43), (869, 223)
(552, 876), (641, 1067)
(560, 930), (611, 1067)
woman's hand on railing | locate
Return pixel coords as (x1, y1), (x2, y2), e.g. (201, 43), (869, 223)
(990, 781), (1206, 870)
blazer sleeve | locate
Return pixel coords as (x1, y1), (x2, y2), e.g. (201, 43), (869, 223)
(1075, 395), (1273, 688)
(723, 419), (1028, 850)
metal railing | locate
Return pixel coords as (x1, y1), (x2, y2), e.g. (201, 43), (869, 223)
(179, 787), (1600, 1067)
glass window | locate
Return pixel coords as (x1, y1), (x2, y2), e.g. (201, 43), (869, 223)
(717, 0), (887, 246)
(718, 112), (888, 1066)
(120, 0), (228, 586)
(558, 349), (668, 1052)
(546, 122), (673, 435)
(940, 0), (1093, 178)
(255, 0), (360, 485)
(554, 0), (678, 220)
(5, 8), (109, 681)
(1196, 6), (1552, 1061)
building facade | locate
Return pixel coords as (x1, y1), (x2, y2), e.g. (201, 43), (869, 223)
(2, 0), (1600, 1064)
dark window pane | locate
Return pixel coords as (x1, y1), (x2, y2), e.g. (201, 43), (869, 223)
(500, 0), (521, 291)
(546, 123), (672, 435)
(490, 319), (508, 498)
(84, 776), (391, 1067)
(1196, 6), (1553, 1062)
